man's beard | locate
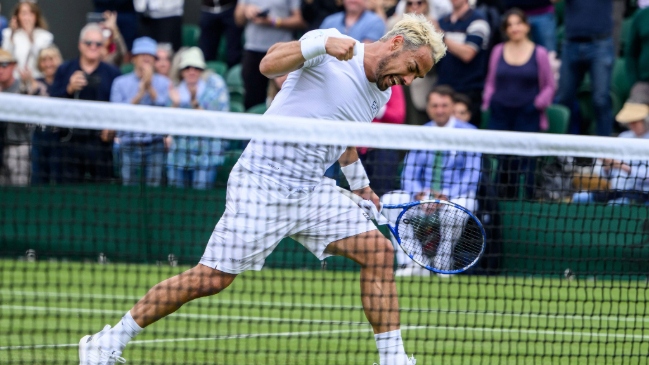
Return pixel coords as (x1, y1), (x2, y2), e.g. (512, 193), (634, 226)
(374, 50), (402, 91)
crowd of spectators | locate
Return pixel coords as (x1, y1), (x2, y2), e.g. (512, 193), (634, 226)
(0, 0), (647, 206)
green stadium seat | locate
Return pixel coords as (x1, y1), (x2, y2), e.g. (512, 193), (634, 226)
(612, 58), (632, 103)
(229, 91), (244, 105)
(229, 101), (245, 113)
(206, 61), (228, 77)
(619, 18), (634, 56)
(554, 0), (565, 26)
(545, 104), (570, 134)
(120, 63), (134, 74)
(247, 103), (267, 114)
(182, 24), (201, 48)
(226, 64), (245, 95)
(480, 109), (490, 129)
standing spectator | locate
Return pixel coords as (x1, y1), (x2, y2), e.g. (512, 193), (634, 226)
(0, 49), (32, 186)
(110, 37), (170, 187)
(99, 11), (128, 67)
(134, 0), (184, 51)
(167, 47), (230, 189)
(366, 0), (400, 21)
(435, 0), (491, 128)
(94, 0), (139, 52)
(301, 0), (344, 30)
(358, 85), (406, 196)
(625, 6), (649, 93)
(555, 0), (615, 136)
(453, 92), (472, 122)
(31, 45), (64, 185)
(482, 9), (555, 199)
(391, 0), (452, 26)
(50, 24), (121, 183)
(319, 0), (386, 44)
(0, 3), (7, 45)
(1, 1), (53, 79)
(396, 86), (481, 276)
(154, 43), (173, 79)
(199, 0), (244, 68)
(504, 1), (556, 55)
(234, 0), (305, 109)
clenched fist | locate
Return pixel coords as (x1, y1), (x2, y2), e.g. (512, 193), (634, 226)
(325, 37), (357, 62)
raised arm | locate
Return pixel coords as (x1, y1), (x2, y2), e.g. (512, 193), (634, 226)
(259, 34), (357, 79)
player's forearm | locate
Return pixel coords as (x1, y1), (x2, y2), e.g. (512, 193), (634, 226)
(338, 147), (360, 167)
(259, 41), (306, 79)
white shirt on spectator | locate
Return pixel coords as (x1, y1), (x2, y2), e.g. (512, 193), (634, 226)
(134, 0), (184, 18)
(1, 27), (53, 79)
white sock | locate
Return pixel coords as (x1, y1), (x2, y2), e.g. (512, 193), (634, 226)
(100, 311), (143, 352)
(375, 329), (408, 365)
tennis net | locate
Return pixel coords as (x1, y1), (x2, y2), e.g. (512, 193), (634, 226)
(1, 93), (648, 364)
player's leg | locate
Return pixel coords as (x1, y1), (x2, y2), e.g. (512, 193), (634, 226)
(325, 231), (413, 365)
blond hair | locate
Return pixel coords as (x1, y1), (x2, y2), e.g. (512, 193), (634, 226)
(37, 45), (62, 72)
(381, 13), (447, 63)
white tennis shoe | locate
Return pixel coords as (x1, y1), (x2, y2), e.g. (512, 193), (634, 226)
(79, 325), (126, 365)
(373, 354), (417, 365)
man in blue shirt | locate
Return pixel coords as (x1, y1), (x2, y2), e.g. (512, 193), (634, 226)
(50, 23), (122, 183)
(435, 0), (490, 128)
(319, 0), (385, 43)
(395, 86), (481, 276)
(110, 36), (170, 186)
(555, 0), (614, 137)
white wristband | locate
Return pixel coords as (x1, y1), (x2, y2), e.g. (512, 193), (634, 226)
(301, 34), (328, 61)
(341, 159), (370, 191)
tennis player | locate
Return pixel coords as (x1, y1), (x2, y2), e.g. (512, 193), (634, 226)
(79, 14), (445, 365)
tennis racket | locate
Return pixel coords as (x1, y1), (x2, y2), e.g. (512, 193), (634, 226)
(338, 188), (486, 274)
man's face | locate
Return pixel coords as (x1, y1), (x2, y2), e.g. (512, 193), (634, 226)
(427, 93), (454, 125)
(451, 0), (467, 10)
(79, 30), (105, 62)
(627, 119), (648, 137)
(374, 37), (434, 91)
(453, 102), (471, 122)
(133, 54), (156, 71)
(0, 61), (16, 86)
(344, 0), (366, 13)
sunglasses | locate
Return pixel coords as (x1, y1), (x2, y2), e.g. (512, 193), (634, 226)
(406, 1), (424, 6)
(0, 62), (16, 68)
(182, 66), (204, 72)
(83, 40), (104, 48)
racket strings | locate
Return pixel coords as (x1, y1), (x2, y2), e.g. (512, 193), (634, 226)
(397, 202), (484, 272)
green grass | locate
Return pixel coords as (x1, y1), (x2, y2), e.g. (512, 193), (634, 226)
(1, 260), (649, 364)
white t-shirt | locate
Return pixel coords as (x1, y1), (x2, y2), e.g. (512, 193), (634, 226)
(238, 29), (392, 188)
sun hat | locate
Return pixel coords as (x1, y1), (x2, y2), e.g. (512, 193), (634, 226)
(178, 47), (206, 70)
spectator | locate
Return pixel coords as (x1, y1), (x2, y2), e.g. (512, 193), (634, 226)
(391, 0), (452, 26)
(234, 0), (305, 109)
(0, 4), (7, 45)
(301, 0), (344, 30)
(99, 11), (128, 67)
(319, 0), (386, 44)
(94, 0), (139, 52)
(1, 1), (53, 80)
(625, 5), (649, 93)
(50, 24), (121, 183)
(0, 49), (32, 186)
(504, 1), (556, 55)
(154, 43), (173, 79)
(358, 85), (406, 196)
(365, 0), (400, 21)
(482, 9), (555, 199)
(435, 0), (491, 128)
(167, 47), (229, 189)
(31, 45), (64, 185)
(555, 0), (614, 137)
(453, 92), (472, 122)
(572, 102), (649, 205)
(134, 0), (184, 51)
(395, 86), (481, 276)
(199, 0), (244, 68)
(110, 37), (170, 187)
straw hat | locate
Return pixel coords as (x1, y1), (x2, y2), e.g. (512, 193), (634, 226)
(616, 102), (649, 124)
(0, 49), (17, 63)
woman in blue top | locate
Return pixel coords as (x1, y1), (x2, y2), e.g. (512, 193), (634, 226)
(167, 47), (230, 189)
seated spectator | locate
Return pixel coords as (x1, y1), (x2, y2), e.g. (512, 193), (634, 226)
(99, 11), (128, 67)
(154, 43), (173, 79)
(301, 0), (344, 30)
(31, 45), (64, 185)
(166, 47), (230, 189)
(573, 102), (649, 205)
(555, 0), (614, 136)
(358, 85), (406, 196)
(94, 0), (139, 51)
(134, 0), (184, 51)
(435, 0), (490, 128)
(320, 0), (386, 44)
(110, 37), (170, 187)
(395, 86), (481, 276)
(235, 0), (305, 109)
(625, 5), (649, 97)
(50, 24), (121, 183)
(1, 1), (53, 80)
(482, 8), (555, 199)
(453, 92), (472, 122)
(0, 49), (32, 186)
(199, 0), (244, 68)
